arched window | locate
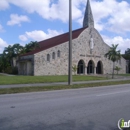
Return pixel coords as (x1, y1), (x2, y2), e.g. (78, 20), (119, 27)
(77, 60), (85, 74)
(57, 50), (60, 58)
(87, 60), (95, 74)
(52, 52), (55, 59)
(47, 54), (50, 62)
(96, 61), (103, 74)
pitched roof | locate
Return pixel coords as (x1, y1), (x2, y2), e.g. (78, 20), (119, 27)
(22, 27), (87, 56)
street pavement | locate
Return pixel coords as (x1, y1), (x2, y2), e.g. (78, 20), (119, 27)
(0, 84), (130, 130)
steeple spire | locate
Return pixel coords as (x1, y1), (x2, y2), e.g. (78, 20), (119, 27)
(83, 0), (94, 28)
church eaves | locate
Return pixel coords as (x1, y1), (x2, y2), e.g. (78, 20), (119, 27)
(83, 0), (94, 28)
(21, 27), (87, 56)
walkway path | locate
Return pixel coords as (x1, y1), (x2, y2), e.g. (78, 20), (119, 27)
(0, 77), (130, 89)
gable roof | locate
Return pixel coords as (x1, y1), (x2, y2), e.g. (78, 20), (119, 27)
(22, 27), (87, 56)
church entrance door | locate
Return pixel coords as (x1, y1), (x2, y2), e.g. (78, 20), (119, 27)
(77, 60), (84, 74)
(87, 60), (94, 74)
(96, 61), (103, 74)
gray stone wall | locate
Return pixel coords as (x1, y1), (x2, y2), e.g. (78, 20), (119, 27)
(33, 41), (70, 75)
(33, 27), (126, 76)
(18, 55), (34, 75)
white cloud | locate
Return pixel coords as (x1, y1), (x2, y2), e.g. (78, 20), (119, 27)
(95, 0), (130, 33)
(7, 14), (30, 26)
(1, 0), (130, 54)
(19, 29), (64, 42)
(19, 35), (28, 42)
(71, 0), (114, 30)
(102, 35), (130, 54)
(0, 0), (9, 10)
(94, 22), (105, 32)
(1, 0), (129, 34)
(0, 38), (8, 53)
(5, 0), (83, 22)
(107, 1), (130, 33)
(77, 0), (130, 33)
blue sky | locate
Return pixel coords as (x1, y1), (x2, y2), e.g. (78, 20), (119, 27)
(0, 0), (130, 54)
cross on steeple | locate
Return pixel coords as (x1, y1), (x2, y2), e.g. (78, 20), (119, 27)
(83, 0), (94, 28)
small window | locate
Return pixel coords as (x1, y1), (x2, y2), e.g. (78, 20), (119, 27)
(52, 52), (55, 59)
(57, 50), (60, 58)
(47, 54), (50, 61)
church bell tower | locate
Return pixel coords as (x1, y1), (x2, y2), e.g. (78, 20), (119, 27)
(83, 0), (94, 28)
(83, 0), (94, 54)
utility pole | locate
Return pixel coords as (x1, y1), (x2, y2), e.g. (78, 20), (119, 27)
(68, 0), (72, 85)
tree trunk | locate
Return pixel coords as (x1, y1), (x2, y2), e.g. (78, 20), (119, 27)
(112, 62), (115, 79)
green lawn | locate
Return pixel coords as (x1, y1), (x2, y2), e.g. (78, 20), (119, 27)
(118, 74), (130, 76)
(0, 74), (6, 76)
(0, 75), (107, 85)
(0, 80), (130, 95)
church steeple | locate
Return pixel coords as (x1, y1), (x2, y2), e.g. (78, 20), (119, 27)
(83, 0), (94, 28)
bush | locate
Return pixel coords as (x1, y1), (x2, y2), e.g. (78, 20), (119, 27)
(0, 67), (2, 72)
(5, 66), (12, 74)
(5, 66), (18, 75)
(12, 67), (18, 75)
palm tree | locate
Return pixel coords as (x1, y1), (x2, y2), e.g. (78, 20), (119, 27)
(13, 43), (24, 56)
(3, 45), (14, 67)
(114, 66), (121, 74)
(105, 44), (121, 79)
(24, 41), (39, 53)
(0, 54), (10, 72)
(3, 44), (24, 67)
(125, 48), (130, 55)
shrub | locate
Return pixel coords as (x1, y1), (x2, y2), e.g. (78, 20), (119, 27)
(4, 66), (18, 75)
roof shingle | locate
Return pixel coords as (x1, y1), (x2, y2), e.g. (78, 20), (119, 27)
(22, 27), (87, 56)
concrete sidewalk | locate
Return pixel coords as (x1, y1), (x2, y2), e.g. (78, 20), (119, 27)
(0, 77), (130, 89)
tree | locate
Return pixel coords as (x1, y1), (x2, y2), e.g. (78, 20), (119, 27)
(114, 66), (121, 74)
(72, 65), (77, 75)
(3, 44), (24, 67)
(0, 54), (10, 72)
(3, 45), (14, 67)
(0, 41), (38, 74)
(122, 48), (130, 73)
(24, 41), (39, 53)
(122, 48), (130, 60)
(105, 44), (121, 79)
(13, 43), (24, 56)
(125, 48), (130, 55)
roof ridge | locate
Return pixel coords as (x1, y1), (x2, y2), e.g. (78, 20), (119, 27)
(38, 27), (87, 43)
(21, 27), (87, 57)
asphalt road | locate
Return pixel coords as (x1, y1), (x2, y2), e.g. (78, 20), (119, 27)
(0, 84), (130, 130)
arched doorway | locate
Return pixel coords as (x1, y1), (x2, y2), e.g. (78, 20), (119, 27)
(87, 60), (94, 74)
(96, 61), (103, 74)
(128, 62), (130, 73)
(77, 60), (85, 74)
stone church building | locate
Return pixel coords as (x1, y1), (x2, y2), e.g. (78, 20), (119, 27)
(18, 0), (126, 76)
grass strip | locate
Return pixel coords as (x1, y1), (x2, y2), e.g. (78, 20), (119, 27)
(0, 75), (107, 85)
(0, 80), (130, 95)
